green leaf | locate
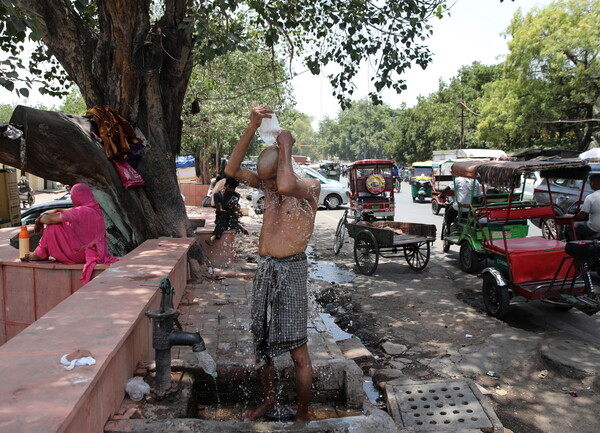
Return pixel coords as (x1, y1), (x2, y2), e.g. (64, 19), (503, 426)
(0, 79), (14, 92)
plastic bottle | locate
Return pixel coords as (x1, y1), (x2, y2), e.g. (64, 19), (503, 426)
(257, 111), (281, 145)
(195, 350), (218, 377)
(19, 226), (29, 259)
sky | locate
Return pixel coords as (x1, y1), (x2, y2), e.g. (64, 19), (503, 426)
(292, 0), (553, 126)
(1, 0), (553, 124)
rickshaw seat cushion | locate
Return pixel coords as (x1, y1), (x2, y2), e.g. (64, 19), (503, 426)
(488, 237), (564, 253)
(486, 205), (554, 221)
(488, 237), (573, 283)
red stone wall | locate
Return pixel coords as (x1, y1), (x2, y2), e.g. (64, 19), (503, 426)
(179, 183), (210, 206)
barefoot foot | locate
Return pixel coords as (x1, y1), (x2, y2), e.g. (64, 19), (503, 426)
(295, 407), (314, 422)
(243, 400), (275, 421)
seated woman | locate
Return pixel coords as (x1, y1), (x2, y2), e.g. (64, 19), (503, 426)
(22, 183), (118, 284)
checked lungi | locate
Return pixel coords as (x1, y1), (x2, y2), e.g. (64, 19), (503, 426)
(251, 252), (308, 369)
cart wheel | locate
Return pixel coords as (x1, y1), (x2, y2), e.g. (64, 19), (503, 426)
(459, 241), (480, 274)
(404, 242), (430, 271)
(441, 225), (451, 253)
(540, 217), (558, 239)
(333, 216), (347, 255)
(482, 273), (510, 318)
(354, 230), (379, 275)
(431, 200), (440, 215)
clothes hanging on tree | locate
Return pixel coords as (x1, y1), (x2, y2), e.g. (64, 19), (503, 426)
(86, 105), (142, 161)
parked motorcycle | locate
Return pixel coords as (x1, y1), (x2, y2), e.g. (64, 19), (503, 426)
(18, 176), (34, 209)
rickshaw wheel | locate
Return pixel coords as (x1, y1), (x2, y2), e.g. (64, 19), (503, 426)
(418, 195), (425, 203)
(541, 217), (558, 239)
(459, 241), (480, 274)
(404, 242), (430, 271)
(482, 274), (510, 318)
(354, 230), (379, 275)
(441, 226), (451, 253)
(431, 200), (440, 215)
(333, 218), (347, 255)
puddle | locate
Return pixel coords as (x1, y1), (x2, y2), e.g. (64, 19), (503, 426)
(362, 377), (379, 405)
(309, 260), (355, 283)
(319, 312), (353, 341)
(306, 247), (355, 284)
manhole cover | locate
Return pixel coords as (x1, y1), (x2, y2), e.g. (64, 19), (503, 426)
(384, 378), (503, 432)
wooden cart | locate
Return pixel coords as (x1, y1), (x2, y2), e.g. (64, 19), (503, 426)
(335, 209), (436, 275)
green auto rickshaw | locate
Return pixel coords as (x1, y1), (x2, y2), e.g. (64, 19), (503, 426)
(411, 161), (433, 202)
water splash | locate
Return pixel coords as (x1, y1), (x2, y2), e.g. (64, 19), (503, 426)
(212, 376), (221, 407)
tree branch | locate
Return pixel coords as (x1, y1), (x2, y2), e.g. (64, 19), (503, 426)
(16, 0), (103, 103)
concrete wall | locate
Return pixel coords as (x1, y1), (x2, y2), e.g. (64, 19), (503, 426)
(0, 262), (106, 345)
(0, 237), (194, 433)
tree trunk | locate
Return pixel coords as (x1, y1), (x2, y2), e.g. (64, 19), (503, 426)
(6, 1), (200, 259)
(2, 106), (175, 256)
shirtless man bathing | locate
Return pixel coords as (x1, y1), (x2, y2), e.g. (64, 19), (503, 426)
(225, 106), (320, 421)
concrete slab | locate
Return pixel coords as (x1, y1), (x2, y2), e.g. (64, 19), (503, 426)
(540, 336), (600, 378)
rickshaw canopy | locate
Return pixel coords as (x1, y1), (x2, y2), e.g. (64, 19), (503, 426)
(450, 159), (590, 188)
(348, 159), (395, 168)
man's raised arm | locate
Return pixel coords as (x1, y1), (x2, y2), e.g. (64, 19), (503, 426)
(225, 106), (273, 188)
(276, 130), (320, 202)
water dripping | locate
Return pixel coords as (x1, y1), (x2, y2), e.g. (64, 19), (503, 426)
(212, 376), (221, 407)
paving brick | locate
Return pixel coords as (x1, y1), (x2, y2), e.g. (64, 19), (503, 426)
(337, 337), (375, 363)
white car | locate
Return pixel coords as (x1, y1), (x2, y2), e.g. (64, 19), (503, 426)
(247, 166), (350, 214)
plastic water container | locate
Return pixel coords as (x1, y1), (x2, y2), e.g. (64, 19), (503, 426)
(257, 112), (281, 145)
(19, 226), (29, 259)
(195, 350), (218, 377)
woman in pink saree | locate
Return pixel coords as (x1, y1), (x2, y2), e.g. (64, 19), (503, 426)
(22, 183), (118, 284)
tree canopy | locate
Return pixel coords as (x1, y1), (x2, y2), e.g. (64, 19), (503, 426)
(477, 0), (600, 150)
(319, 99), (396, 161)
(0, 0), (451, 258)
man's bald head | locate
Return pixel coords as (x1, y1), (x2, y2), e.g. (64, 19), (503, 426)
(257, 145), (279, 179)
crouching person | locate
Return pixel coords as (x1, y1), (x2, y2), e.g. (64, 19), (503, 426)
(205, 176), (249, 246)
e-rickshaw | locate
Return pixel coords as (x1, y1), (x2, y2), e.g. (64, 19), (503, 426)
(450, 159), (600, 318)
(430, 160), (455, 215)
(333, 159), (436, 274)
(440, 160), (534, 273)
(411, 161), (433, 202)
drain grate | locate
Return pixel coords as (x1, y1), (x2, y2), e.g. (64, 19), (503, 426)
(385, 378), (503, 432)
